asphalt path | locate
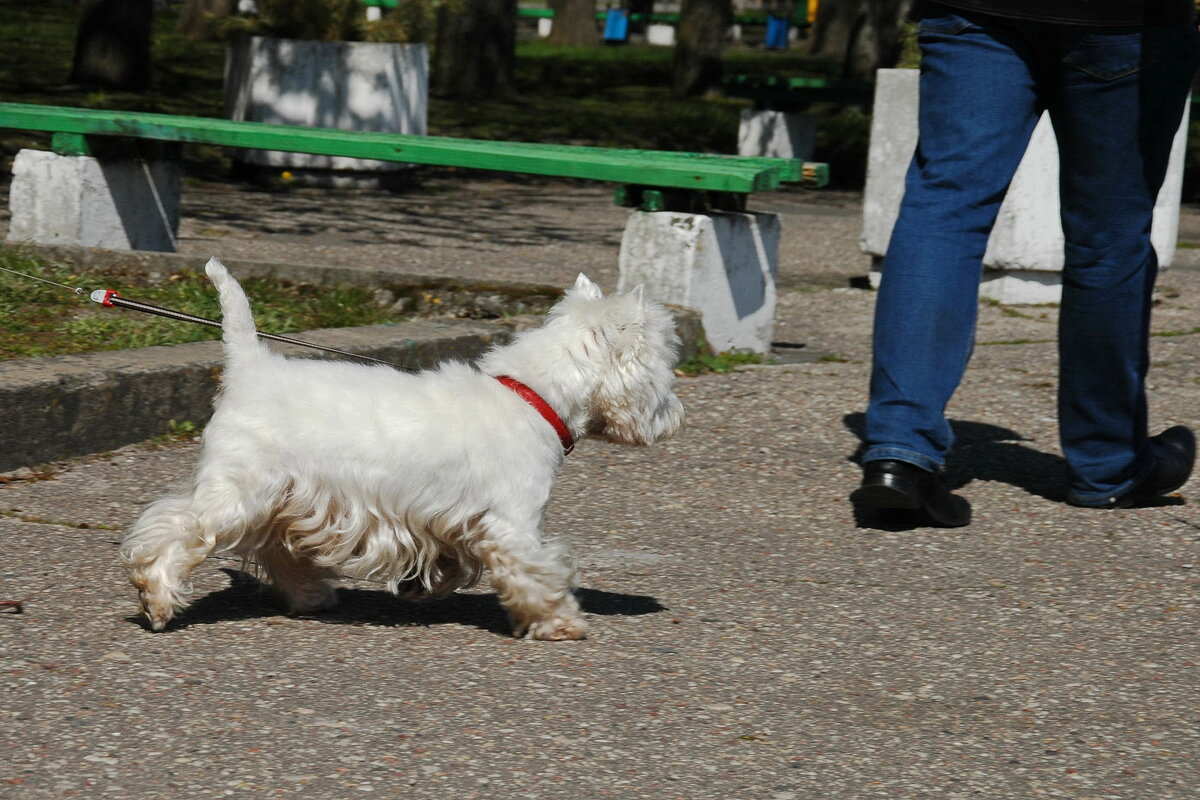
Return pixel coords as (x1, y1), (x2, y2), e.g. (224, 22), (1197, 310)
(2, 177), (1199, 798)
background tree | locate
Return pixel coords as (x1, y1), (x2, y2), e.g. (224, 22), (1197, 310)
(432, 0), (518, 99)
(807, 0), (912, 81)
(176, 0), (232, 40)
(546, 0), (598, 46)
(672, 0), (731, 97)
(70, 0), (155, 92)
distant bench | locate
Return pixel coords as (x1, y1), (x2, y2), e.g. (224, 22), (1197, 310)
(723, 74), (873, 161)
(723, 75), (874, 111)
(0, 101), (828, 353)
(364, 1), (812, 46)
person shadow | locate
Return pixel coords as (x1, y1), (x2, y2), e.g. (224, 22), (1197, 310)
(842, 412), (1073, 530)
(129, 568), (667, 635)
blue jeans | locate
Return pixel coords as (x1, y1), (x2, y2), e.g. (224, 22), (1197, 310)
(863, 5), (1199, 503)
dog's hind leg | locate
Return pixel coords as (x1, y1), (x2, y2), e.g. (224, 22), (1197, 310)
(256, 538), (339, 615)
(120, 473), (268, 631)
(120, 493), (212, 631)
(477, 526), (588, 641)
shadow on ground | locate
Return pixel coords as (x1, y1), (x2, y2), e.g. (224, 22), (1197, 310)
(129, 568), (666, 636)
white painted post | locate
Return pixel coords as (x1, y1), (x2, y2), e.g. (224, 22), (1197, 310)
(7, 149), (181, 252)
(618, 210), (781, 354)
(861, 68), (1190, 304)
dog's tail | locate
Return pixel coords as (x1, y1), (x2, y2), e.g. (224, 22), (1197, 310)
(204, 257), (267, 361)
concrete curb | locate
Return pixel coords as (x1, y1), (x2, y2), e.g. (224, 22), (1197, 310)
(0, 246), (706, 470)
(0, 318), (506, 472)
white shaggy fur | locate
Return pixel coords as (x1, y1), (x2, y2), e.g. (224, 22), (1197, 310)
(119, 258), (684, 639)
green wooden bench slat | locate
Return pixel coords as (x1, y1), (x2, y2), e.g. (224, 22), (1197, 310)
(0, 103), (800, 194)
(442, 136), (809, 184)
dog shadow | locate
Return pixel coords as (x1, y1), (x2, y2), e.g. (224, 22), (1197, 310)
(842, 412), (1076, 530)
(133, 568), (666, 635)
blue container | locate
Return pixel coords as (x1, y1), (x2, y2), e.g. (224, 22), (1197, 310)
(604, 8), (629, 43)
(765, 14), (789, 49)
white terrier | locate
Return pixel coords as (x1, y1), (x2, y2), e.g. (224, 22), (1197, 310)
(120, 258), (684, 639)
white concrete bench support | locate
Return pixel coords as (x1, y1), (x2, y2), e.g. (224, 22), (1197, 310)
(7, 148), (181, 252)
(646, 24), (676, 46)
(737, 109), (817, 160)
(862, 68), (1190, 304)
(618, 210), (780, 354)
(224, 37), (428, 182)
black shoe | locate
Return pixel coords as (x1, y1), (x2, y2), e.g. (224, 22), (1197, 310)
(1098, 426), (1195, 508)
(858, 459), (972, 527)
(1067, 426), (1196, 508)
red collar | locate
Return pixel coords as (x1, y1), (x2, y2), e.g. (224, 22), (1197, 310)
(496, 376), (575, 455)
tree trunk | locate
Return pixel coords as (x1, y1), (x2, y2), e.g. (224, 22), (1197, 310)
(70, 0), (155, 92)
(808, 0), (912, 81)
(546, 0), (598, 46)
(176, 0), (231, 40)
(865, 0), (915, 72)
(629, 0), (654, 34)
(807, 0), (863, 63)
(673, 0), (730, 97)
(432, 0), (518, 100)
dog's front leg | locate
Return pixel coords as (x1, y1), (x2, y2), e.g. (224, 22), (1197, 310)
(478, 532), (587, 640)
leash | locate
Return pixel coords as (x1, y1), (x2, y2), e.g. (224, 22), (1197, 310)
(0, 263), (408, 369)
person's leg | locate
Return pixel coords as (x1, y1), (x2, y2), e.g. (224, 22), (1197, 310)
(1051, 23), (1200, 505)
(863, 7), (1044, 472)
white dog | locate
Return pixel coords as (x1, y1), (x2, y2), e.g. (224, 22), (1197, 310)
(120, 258), (684, 639)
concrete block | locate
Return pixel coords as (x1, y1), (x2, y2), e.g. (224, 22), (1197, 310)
(647, 24), (676, 46)
(861, 70), (919, 257)
(537, 17), (552, 37)
(225, 37), (428, 173)
(7, 149), (181, 253)
(618, 210), (780, 354)
(861, 68), (1190, 303)
(737, 109), (817, 160)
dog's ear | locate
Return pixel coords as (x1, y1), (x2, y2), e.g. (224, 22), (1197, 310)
(627, 283), (646, 304)
(571, 273), (604, 301)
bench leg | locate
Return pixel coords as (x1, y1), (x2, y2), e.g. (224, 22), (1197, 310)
(618, 209), (781, 355)
(7, 149), (181, 253)
(737, 109), (817, 160)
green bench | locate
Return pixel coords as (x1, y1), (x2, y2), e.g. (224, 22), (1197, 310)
(0, 102), (826, 214)
(0, 101), (825, 353)
(725, 75), (873, 161)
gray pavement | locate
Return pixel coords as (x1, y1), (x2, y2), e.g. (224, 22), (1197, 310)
(3, 175), (1200, 798)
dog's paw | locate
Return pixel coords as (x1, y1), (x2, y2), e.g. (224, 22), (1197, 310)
(138, 593), (175, 632)
(522, 616), (589, 641)
(284, 582), (339, 615)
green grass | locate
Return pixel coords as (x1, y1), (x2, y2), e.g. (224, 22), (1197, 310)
(675, 348), (766, 375)
(0, 250), (400, 360)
